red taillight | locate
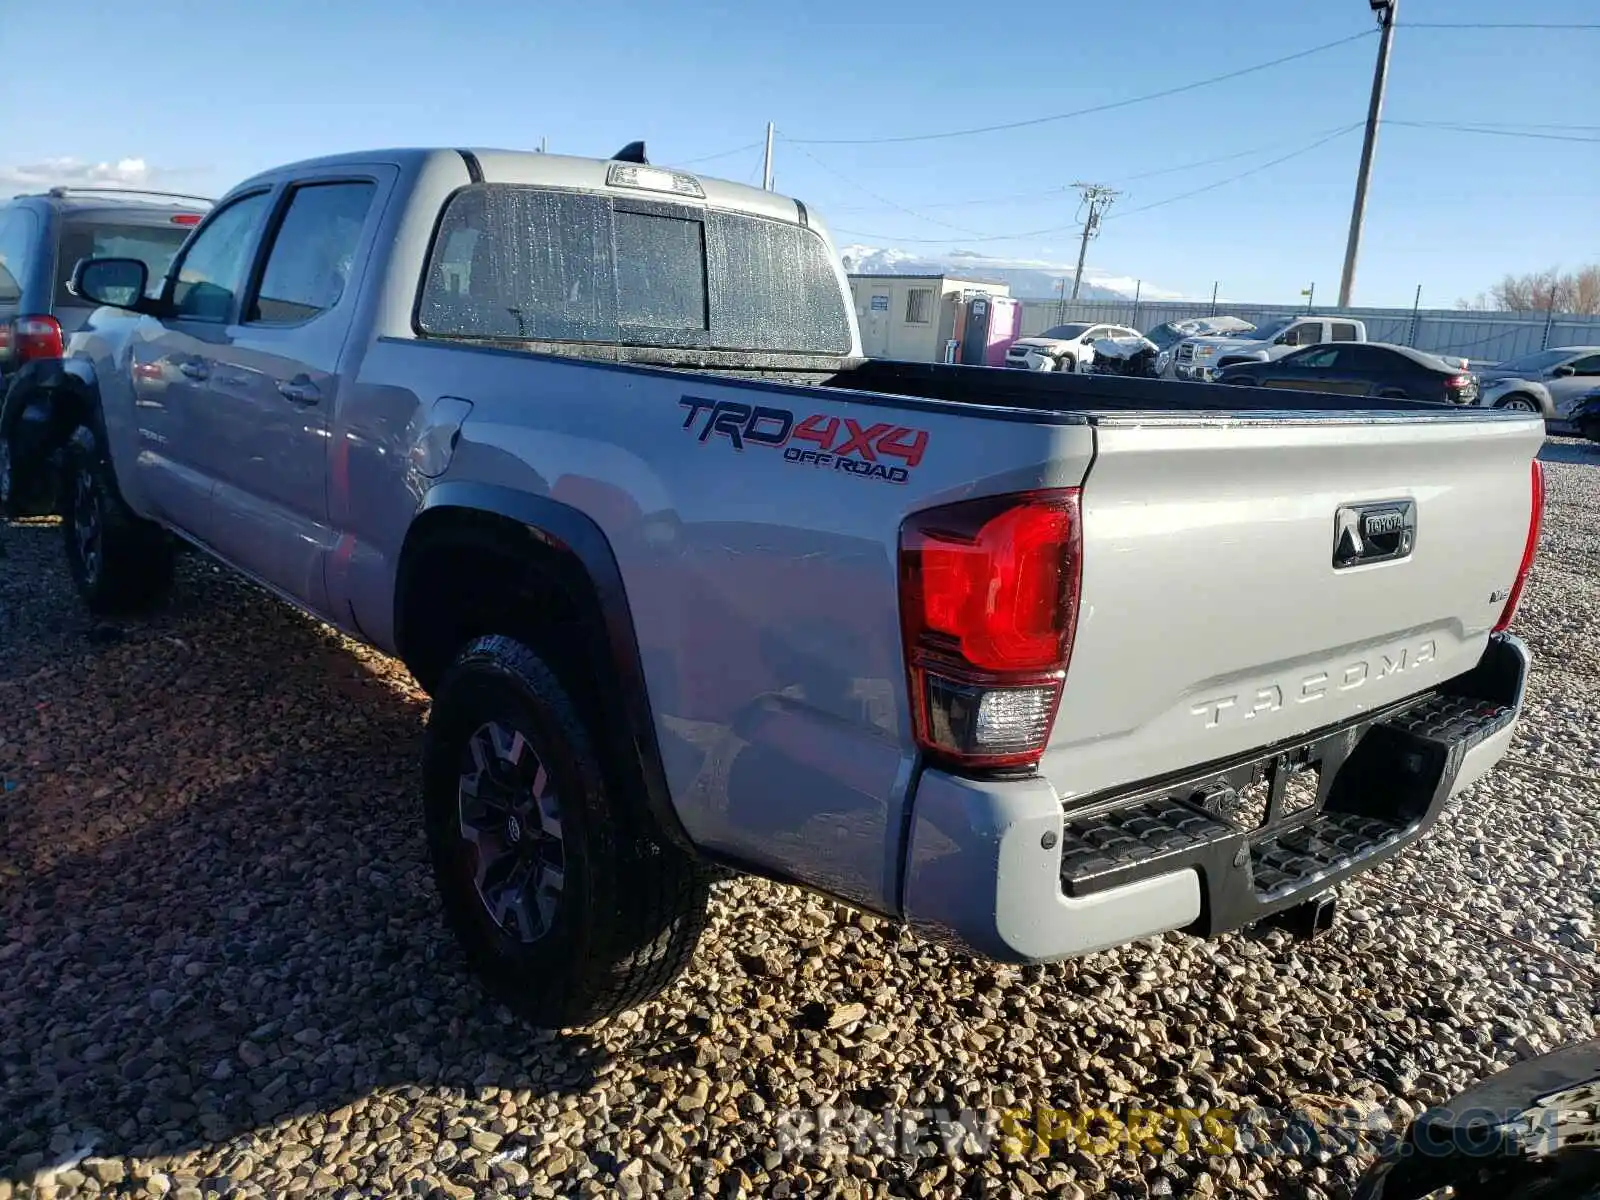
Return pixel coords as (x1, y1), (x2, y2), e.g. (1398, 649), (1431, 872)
(6, 315), (64, 363)
(1446, 374), (1471, 389)
(172, 212), (202, 226)
(900, 488), (1082, 769)
(1493, 459), (1544, 633)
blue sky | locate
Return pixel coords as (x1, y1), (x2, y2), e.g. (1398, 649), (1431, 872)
(3, 0), (1596, 306)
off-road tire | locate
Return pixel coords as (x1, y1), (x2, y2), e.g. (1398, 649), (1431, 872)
(423, 634), (710, 1027)
(61, 426), (175, 615)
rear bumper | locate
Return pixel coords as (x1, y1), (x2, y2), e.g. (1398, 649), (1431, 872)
(901, 633), (1528, 963)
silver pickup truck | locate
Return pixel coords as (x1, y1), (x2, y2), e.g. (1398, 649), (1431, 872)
(41, 144), (1545, 1027)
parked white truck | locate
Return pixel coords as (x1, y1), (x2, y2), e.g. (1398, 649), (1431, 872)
(1174, 315), (1369, 381)
(35, 143), (1547, 1026)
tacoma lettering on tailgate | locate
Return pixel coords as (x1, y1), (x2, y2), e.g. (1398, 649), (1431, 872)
(1189, 638), (1438, 730)
(679, 397), (928, 484)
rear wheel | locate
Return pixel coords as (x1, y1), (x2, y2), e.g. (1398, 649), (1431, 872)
(423, 634), (710, 1027)
(61, 426), (175, 615)
(1494, 393), (1540, 414)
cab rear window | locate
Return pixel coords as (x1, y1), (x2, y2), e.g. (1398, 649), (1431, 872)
(417, 184), (852, 355)
(54, 219), (192, 305)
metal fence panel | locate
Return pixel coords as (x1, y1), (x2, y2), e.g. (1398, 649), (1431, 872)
(1016, 298), (1600, 363)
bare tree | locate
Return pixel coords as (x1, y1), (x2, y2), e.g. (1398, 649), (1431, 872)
(1459, 264), (1600, 315)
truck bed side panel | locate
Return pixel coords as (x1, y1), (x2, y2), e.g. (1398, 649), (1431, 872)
(339, 340), (1096, 914)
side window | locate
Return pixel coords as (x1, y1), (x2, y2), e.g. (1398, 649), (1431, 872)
(905, 288), (933, 324)
(171, 191), (274, 321)
(1569, 354), (1600, 377)
(248, 182), (376, 325)
(1283, 323), (1321, 347)
(1296, 348), (1341, 369)
(1330, 323), (1360, 342)
(0, 208), (39, 304)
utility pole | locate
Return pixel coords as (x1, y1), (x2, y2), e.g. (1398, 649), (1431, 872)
(762, 122), (775, 191)
(1338, 0), (1398, 307)
(1069, 183), (1121, 301)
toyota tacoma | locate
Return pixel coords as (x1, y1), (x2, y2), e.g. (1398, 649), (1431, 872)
(43, 144), (1545, 1026)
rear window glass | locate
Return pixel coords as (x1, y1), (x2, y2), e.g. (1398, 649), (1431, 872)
(55, 219), (193, 305)
(417, 184), (851, 355)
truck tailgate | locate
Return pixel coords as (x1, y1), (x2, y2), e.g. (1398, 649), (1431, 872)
(1046, 413), (1544, 802)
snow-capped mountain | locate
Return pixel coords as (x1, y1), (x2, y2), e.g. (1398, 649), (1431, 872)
(837, 245), (1178, 302)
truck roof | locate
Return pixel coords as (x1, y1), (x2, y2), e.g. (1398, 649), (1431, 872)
(234, 146), (814, 228)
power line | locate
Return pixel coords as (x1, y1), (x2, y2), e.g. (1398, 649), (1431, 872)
(1400, 21), (1600, 29)
(825, 125), (1359, 215)
(1387, 120), (1600, 144)
(1110, 125), (1365, 220)
(830, 124), (1362, 245)
(673, 141), (766, 166)
(783, 30), (1376, 146)
(782, 141), (989, 235)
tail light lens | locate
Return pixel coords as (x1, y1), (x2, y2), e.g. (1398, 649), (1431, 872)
(1493, 459), (1544, 633)
(172, 212), (202, 226)
(1446, 375), (1472, 389)
(4, 315), (65, 364)
(899, 488), (1082, 769)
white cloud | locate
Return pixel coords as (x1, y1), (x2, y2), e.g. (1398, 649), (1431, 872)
(0, 156), (155, 195)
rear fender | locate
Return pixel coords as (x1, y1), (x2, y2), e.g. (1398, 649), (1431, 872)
(395, 481), (695, 853)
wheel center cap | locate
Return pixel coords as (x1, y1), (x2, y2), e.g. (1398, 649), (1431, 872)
(505, 813), (523, 845)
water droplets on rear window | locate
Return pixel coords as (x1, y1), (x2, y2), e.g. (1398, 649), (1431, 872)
(418, 184), (850, 355)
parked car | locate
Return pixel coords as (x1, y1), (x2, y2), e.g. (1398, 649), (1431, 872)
(50, 143), (1544, 1027)
(1574, 387), (1600, 442)
(0, 186), (210, 515)
(1217, 342), (1481, 405)
(1175, 315), (1368, 381)
(1003, 321), (1143, 372)
(1475, 345), (1600, 425)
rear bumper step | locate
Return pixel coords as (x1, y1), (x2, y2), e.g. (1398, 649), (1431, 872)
(1057, 668), (1520, 935)
(899, 633), (1528, 963)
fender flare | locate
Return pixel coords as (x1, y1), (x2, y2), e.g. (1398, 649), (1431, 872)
(397, 480), (694, 853)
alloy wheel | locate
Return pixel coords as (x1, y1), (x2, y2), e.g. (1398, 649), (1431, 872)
(1500, 396), (1538, 413)
(457, 720), (566, 944)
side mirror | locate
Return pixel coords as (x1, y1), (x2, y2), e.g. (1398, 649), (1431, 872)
(71, 257), (150, 310)
(1551, 364), (1576, 378)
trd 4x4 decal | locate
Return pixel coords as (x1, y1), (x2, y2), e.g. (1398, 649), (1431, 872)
(679, 398), (928, 484)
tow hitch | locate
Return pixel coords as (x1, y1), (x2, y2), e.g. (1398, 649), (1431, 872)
(1266, 890), (1338, 940)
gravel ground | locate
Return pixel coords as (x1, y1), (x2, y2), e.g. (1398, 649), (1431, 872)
(2, 440), (1597, 1200)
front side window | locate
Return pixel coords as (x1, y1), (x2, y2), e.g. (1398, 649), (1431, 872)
(1568, 354), (1600, 377)
(417, 185), (851, 354)
(1283, 324), (1321, 347)
(171, 191), (274, 321)
(248, 181), (375, 324)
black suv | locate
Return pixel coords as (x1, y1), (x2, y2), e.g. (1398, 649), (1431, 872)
(0, 186), (210, 513)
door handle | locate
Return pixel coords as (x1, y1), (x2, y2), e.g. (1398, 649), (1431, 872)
(177, 359), (209, 381)
(276, 378), (321, 406)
